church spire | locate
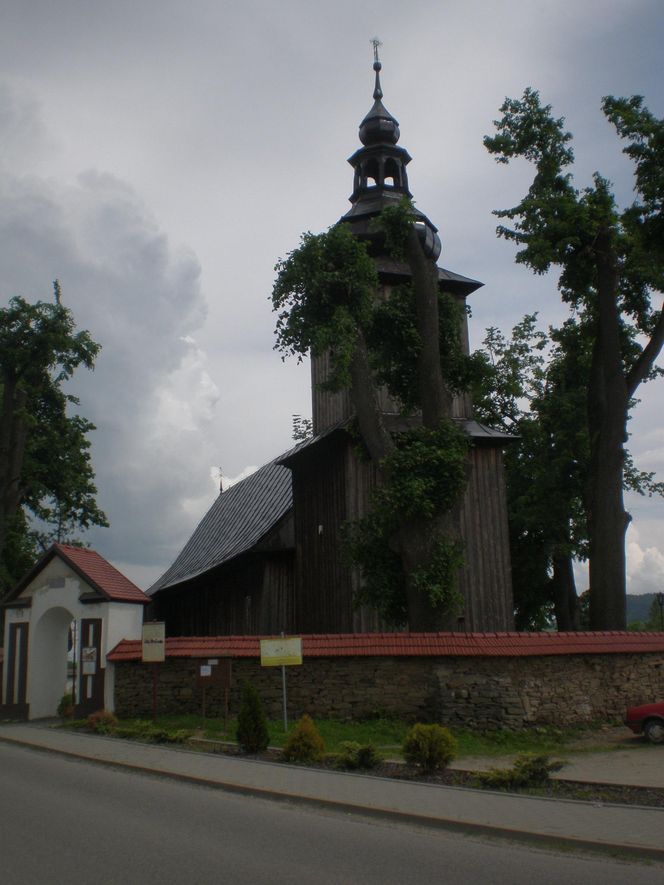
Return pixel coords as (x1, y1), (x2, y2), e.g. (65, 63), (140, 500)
(342, 41), (441, 262)
(358, 40), (400, 147)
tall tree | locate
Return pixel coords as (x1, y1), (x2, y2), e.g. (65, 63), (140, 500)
(273, 203), (479, 629)
(484, 91), (664, 629)
(0, 284), (107, 592)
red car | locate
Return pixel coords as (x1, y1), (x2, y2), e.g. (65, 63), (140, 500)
(625, 702), (664, 744)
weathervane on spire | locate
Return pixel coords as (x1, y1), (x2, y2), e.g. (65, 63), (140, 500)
(370, 37), (383, 99)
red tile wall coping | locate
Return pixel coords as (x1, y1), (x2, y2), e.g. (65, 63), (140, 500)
(107, 630), (664, 662)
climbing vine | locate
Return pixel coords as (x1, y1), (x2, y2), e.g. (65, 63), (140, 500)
(345, 423), (469, 623)
(272, 201), (477, 627)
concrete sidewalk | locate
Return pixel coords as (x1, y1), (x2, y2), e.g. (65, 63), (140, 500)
(1, 722), (662, 861)
(451, 744), (664, 789)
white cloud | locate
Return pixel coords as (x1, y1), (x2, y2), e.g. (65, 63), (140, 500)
(626, 526), (664, 596)
(0, 1), (662, 588)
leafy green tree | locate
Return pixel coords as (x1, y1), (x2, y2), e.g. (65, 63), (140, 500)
(273, 203), (481, 629)
(0, 284), (107, 592)
(484, 91), (664, 629)
(475, 311), (662, 630)
(474, 315), (587, 629)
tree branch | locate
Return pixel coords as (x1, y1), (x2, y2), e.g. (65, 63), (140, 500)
(626, 305), (664, 398)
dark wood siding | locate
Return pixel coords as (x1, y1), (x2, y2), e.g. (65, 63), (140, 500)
(291, 433), (514, 634)
(292, 435), (354, 632)
(155, 551), (295, 637)
(458, 444), (514, 630)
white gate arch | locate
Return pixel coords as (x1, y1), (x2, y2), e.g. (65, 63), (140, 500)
(1, 544), (148, 720)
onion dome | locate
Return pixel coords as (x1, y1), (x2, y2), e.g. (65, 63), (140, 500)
(358, 57), (400, 146)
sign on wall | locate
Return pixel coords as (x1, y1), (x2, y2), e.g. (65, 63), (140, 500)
(81, 646), (97, 675)
(142, 622), (166, 663)
(260, 637), (302, 667)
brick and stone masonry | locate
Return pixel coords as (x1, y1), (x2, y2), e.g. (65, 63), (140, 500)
(108, 632), (664, 730)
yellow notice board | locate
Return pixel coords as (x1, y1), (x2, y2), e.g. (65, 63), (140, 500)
(260, 637), (302, 667)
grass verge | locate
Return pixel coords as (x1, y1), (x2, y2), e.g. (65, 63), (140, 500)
(63, 714), (613, 759)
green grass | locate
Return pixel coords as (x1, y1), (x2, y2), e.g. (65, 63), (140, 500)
(104, 715), (593, 759)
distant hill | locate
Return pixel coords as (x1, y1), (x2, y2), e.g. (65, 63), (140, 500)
(626, 593), (658, 626)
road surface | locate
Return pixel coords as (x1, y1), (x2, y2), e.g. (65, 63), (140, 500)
(0, 742), (660, 884)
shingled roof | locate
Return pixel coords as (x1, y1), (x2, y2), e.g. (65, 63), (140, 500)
(108, 630), (664, 661)
(4, 543), (149, 605)
(148, 459), (292, 595)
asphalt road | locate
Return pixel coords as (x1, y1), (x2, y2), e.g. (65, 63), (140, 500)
(1, 742), (661, 885)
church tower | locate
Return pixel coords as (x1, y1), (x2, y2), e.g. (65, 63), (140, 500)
(312, 46), (477, 433)
(290, 47), (515, 632)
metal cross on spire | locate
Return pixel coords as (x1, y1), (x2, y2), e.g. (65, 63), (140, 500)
(370, 37), (383, 99)
(371, 37), (382, 65)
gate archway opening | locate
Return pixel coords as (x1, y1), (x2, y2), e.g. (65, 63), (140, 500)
(29, 605), (75, 719)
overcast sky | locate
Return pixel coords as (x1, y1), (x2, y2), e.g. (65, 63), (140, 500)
(1, 0), (662, 595)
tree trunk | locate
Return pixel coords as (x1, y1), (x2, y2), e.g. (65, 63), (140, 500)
(586, 232), (629, 629)
(348, 329), (395, 465)
(0, 374), (28, 562)
(406, 228), (453, 427)
(551, 554), (580, 631)
(401, 230), (464, 629)
(348, 232), (467, 632)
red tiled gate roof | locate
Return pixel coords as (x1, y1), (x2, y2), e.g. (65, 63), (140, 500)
(5, 543), (150, 605)
(107, 630), (664, 661)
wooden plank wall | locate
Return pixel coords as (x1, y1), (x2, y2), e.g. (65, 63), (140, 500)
(291, 436), (356, 632)
(155, 552), (295, 637)
(458, 445), (515, 630)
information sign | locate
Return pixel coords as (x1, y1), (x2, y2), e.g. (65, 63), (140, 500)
(142, 622), (166, 663)
(81, 646), (97, 675)
(260, 637), (302, 667)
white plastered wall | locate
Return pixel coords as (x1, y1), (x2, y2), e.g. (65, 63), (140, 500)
(2, 556), (144, 718)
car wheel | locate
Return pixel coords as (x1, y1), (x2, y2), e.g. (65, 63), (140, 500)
(643, 719), (664, 744)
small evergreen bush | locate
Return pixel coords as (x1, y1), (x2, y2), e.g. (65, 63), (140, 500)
(476, 753), (563, 790)
(402, 723), (457, 772)
(334, 740), (380, 770)
(87, 710), (118, 735)
(236, 682), (270, 753)
(111, 720), (193, 743)
(282, 714), (325, 763)
(57, 693), (74, 719)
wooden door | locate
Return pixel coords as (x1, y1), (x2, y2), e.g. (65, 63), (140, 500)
(3, 622), (29, 718)
(76, 618), (104, 716)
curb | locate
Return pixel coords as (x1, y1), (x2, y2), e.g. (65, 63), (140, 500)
(2, 732), (663, 863)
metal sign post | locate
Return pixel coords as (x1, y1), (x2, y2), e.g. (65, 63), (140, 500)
(141, 622), (166, 722)
(281, 664), (288, 731)
(259, 636), (302, 732)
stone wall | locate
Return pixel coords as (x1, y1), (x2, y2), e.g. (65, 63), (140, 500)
(114, 656), (439, 721)
(113, 652), (664, 728)
(436, 653), (664, 728)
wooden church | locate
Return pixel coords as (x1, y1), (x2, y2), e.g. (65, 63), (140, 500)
(149, 57), (515, 636)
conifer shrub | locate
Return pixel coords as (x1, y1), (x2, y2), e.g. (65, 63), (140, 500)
(282, 714), (325, 763)
(476, 753), (563, 790)
(402, 723), (457, 772)
(87, 710), (118, 735)
(57, 692), (74, 719)
(334, 740), (381, 770)
(236, 682), (270, 753)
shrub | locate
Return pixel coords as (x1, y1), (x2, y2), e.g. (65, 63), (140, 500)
(476, 753), (563, 790)
(236, 682), (270, 753)
(57, 693), (74, 719)
(114, 723), (193, 744)
(334, 740), (381, 770)
(402, 723), (457, 772)
(282, 714), (325, 763)
(87, 710), (118, 735)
